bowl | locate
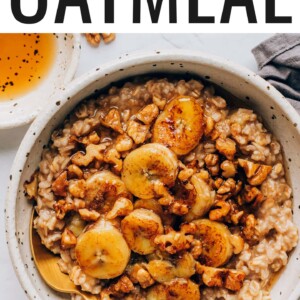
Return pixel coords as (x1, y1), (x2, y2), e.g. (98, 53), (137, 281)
(0, 33), (81, 129)
(5, 50), (300, 299)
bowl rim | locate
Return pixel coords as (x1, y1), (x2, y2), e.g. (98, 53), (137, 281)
(5, 49), (300, 300)
(0, 33), (82, 130)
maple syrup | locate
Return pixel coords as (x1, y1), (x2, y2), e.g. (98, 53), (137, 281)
(0, 33), (56, 101)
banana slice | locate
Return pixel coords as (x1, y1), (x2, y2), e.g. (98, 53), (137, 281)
(85, 170), (130, 212)
(147, 279), (200, 300)
(75, 218), (130, 279)
(152, 96), (204, 155)
(192, 219), (233, 267)
(122, 143), (178, 199)
(121, 208), (163, 255)
(184, 173), (215, 222)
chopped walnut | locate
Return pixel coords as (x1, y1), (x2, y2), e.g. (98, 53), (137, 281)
(152, 94), (166, 110)
(67, 164), (83, 179)
(238, 159), (272, 186)
(52, 171), (68, 197)
(101, 275), (134, 299)
(136, 104), (159, 125)
(243, 214), (256, 241)
(229, 234), (244, 254)
(220, 160), (237, 178)
(78, 208), (100, 222)
(127, 120), (150, 144)
(104, 148), (123, 172)
(68, 179), (86, 198)
(54, 200), (75, 220)
(196, 263), (245, 291)
(216, 137), (236, 160)
(106, 197), (133, 219)
(72, 143), (108, 166)
(79, 131), (101, 145)
(115, 134), (133, 152)
(216, 178), (242, 201)
(101, 33), (116, 44)
(209, 200), (231, 221)
(85, 33), (101, 46)
(237, 185), (264, 206)
(204, 154), (220, 176)
(61, 228), (77, 250)
(24, 172), (38, 200)
(204, 116), (215, 136)
(154, 229), (194, 254)
(190, 239), (202, 259)
(102, 109), (124, 134)
(127, 263), (155, 289)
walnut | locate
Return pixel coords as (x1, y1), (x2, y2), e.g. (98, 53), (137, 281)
(85, 33), (101, 46)
(136, 104), (159, 125)
(101, 275), (134, 299)
(104, 148), (123, 172)
(68, 179), (86, 198)
(169, 201), (189, 216)
(127, 263), (155, 289)
(78, 208), (100, 221)
(237, 185), (264, 206)
(216, 178), (242, 201)
(54, 200), (75, 220)
(196, 263), (245, 291)
(209, 200), (231, 221)
(238, 159), (272, 186)
(220, 160), (237, 178)
(127, 120), (150, 144)
(72, 143), (108, 166)
(102, 109), (124, 134)
(204, 154), (219, 176)
(115, 134), (133, 152)
(24, 172), (38, 200)
(52, 171), (68, 197)
(152, 94), (166, 110)
(216, 137), (236, 160)
(243, 214), (256, 241)
(106, 197), (133, 219)
(154, 229), (194, 254)
(178, 168), (194, 182)
(61, 228), (77, 250)
(190, 239), (202, 259)
(79, 131), (101, 145)
(67, 164), (83, 179)
(101, 33), (116, 44)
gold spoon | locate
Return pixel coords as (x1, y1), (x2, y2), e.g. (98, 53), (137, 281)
(30, 210), (98, 300)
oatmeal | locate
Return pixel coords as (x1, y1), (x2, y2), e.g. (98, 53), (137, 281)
(25, 77), (298, 299)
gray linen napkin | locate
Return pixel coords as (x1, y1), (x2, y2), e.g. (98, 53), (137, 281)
(252, 34), (300, 111)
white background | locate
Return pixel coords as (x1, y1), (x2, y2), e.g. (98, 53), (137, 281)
(0, 0), (298, 33)
(0, 32), (290, 299)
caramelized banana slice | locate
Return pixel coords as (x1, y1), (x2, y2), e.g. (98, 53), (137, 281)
(152, 96), (204, 155)
(75, 218), (130, 279)
(184, 173), (215, 222)
(122, 143), (178, 199)
(192, 219), (233, 267)
(121, 208), (164, 255)
(147, 279), (200, 300)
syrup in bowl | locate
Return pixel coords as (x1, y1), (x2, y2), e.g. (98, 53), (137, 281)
(0, 34), (56, 101)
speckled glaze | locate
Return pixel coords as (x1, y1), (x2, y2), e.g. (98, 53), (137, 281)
(0, 34), (81, 129)
(5, 50), (300, 300)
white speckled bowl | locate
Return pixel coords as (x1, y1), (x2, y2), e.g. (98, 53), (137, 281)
(6, 50), (300, 299)
(0, 34), (81, 129)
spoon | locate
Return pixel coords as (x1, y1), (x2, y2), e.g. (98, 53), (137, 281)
(30, 210), (98, 300)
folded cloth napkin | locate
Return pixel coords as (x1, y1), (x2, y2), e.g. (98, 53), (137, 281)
(252, 34), (300, 110)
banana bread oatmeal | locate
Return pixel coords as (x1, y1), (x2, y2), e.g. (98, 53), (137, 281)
(25, 77), (298, 300)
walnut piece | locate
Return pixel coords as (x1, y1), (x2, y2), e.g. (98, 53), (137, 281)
(85, 33), (101, 46)
(67, 164), (83, 179)
(115, 134), (133, 152)
(101, 33), (116, 44)
(61, 228), (77, 250)
(72, 143), (108, 166)
(52, 171), (68, 197)
(216, 137), (236, 160)
(102, 109), (124, 134)
(196, 263), (245, 291)
(127, 263), (155, 288)
(68, 179), (86, 198)
(209, 200), (231, 221)
(104, 148), (123, 172)
(220, 160), (237, 178)
(54, 200), (75, 220)
(78, 208), (100, 221)
(136, 104), (159, 125)
(154, 229), (194, 254)
(238, 159), (272, 186)
(127, 120), (150, 144)
(204, 154), (220, 176)
(106, 197), (133, 220)
(152, 94), (166, 110)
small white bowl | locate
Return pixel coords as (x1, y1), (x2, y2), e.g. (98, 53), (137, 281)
(0, 34), (81, 129)
(6, 50), (300, 299)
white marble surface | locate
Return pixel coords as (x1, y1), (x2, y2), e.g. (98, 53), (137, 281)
(0, 33), (276, 299)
